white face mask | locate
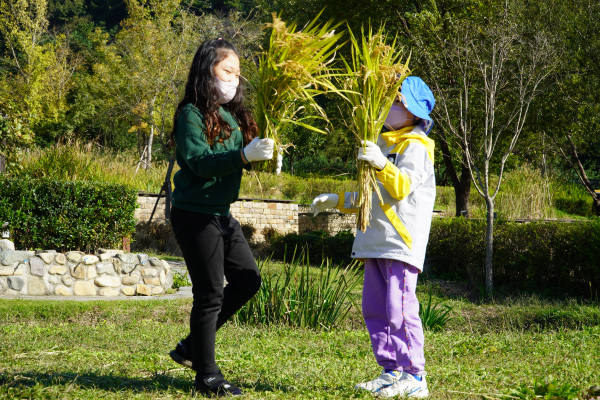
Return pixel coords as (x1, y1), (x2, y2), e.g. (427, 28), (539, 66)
(214, 76), (239, 104)
(384, 104), (410, 130)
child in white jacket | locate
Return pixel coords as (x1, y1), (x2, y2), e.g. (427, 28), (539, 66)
(311, 76), (436, 398)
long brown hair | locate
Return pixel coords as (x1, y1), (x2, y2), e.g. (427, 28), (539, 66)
(169, 39), (258, 148)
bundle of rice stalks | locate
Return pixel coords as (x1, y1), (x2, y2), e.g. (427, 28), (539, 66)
(340, 26), (410, 231)
(253, 12), (344, 172)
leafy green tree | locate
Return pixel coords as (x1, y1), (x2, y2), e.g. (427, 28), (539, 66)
(401, 0), (558, 296)
(0, 0), (80, 166)
(47, 0), (89, 29)
(89, 0), (201, 169)
(534, 0), (600, 215)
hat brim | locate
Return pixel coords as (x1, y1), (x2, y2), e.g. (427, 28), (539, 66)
(401, 91), (432, 121)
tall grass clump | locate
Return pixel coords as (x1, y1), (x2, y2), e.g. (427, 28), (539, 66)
(253, 12), (343, 172)
(434, 166), (595, 219)
(419, 286), (454, 331)
(494, 165), (555, 220)
(15, 142), (176, 192)
(339, 26), (409, 231)
(235, 252), (363, 329)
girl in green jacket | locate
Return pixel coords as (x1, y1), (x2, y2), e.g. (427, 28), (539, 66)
(167, 38), (273, 397)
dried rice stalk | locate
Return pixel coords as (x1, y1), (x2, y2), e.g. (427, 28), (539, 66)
(339, 26), (410, 231)
(252, 12), (344, 171)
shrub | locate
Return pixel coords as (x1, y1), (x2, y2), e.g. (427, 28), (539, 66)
(172, 271), (191, 289)
(553, 181), (594, 218)
(271, 218), (600, 297)
(0, 176), (137, 251)
(427, 218), (600, 297)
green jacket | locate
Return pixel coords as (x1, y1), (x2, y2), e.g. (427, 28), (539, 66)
(172, 103), (247, 215)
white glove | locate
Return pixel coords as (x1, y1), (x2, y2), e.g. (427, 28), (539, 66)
(243, 138), (274, 162)
(357, 140), (388, 170)
(275, 146), (283, 175)
(310, 193), (339, 216)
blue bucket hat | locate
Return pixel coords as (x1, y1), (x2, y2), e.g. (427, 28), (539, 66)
(400, 76), (435, 122)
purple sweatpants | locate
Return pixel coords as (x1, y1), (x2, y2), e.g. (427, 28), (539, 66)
(362, 258), (425, 375)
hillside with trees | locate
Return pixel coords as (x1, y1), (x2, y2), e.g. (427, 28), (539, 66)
(1, 0), (599, 217)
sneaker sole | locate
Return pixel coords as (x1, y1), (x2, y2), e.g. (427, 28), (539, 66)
(355, 383), (394, 393)
(169, 350), (193, 369)
(377, 387), (429, 398)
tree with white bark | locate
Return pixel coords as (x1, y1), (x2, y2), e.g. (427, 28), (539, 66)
(461, 7), (557, 297)
(401, 2), (558, 297)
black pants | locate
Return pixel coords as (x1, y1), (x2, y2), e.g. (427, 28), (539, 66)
(171, 206), (261, 374)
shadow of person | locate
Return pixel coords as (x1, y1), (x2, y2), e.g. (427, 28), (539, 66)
(0, 369), (193, 396)
(0, 369), (302, 397)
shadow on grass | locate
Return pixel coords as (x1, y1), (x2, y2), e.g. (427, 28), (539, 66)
(0, 370), (194, 394)
(239, 379), (298, 394)
(0, 370), (300, 397)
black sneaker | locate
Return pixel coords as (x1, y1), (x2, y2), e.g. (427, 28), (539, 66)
(169, 341), (193, 369)
(193, 371), (243, 397)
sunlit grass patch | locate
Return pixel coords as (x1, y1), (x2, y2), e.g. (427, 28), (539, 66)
(1, 299), (599, 399)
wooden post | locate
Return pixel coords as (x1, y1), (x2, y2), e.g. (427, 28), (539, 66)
(123, 237), (130, 253)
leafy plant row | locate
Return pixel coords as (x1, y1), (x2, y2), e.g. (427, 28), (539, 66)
(270, 218), (600, 297)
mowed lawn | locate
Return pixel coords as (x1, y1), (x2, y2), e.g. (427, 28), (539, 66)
(1, 291), (599, 399)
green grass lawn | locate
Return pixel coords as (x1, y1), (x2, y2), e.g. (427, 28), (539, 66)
(1, 284), (599, 399)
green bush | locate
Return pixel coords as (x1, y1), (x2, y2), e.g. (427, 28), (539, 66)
(271, 218), (600, 297)
(555, 197), (594, 217)
(427, 218), (600, 297)
(0, 177), (137, 251)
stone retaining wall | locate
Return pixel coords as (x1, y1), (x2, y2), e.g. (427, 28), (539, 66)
(0, 239), (173, 297)
(231, 200), (298, 240)
(136, 193), (166, 222)
(297, 205), (357, 235)
(135, 193), (356, 240)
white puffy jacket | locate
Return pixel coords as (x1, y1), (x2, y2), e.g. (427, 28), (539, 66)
(336, 124), (436, 272)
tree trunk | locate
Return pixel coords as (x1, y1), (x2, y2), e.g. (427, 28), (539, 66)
(438, 135), (472, 216)
(455, 164), (472, 216)
(145, 125), (153, 171)
(593, 196), (600, 217)
(484, 197), (494, 298)
(145, 98), (156, 171)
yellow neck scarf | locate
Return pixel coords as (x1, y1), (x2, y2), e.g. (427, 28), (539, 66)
(380, 127), (436, 163)
(380, 126), (417, 146)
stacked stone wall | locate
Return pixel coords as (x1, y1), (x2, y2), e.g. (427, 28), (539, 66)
(135, 193), (357, 240)
(297, 205), (357, 235)
(135, 194), (166, 222)
(0, 239), (173, 297)
(231, 201), (298, 240)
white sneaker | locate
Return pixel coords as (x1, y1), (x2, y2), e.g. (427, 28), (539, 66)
(355, 370), (401, 393)
(377, 372), (429, 398)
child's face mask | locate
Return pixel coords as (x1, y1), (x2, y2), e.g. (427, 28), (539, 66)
(214, 76), (239, 104)
(384, 104), (411, 130)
